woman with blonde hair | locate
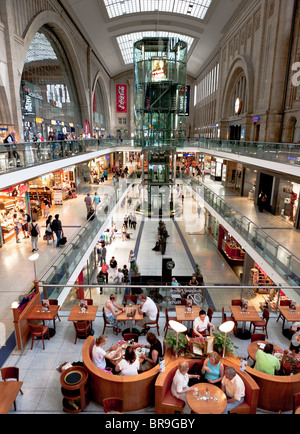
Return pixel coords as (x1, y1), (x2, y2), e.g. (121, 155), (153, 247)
(104, 294), (125, 334)
(171, 361), (200, 414)
(201, 352), (224, 386)
(92, 335), (121, 371)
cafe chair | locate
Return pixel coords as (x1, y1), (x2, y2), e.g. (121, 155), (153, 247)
(102, 307), (115, 334)
(28, 323), (50, 350)
(276, 299), (291, 323)
(231, 299), (242, 306)
(73, 321), (91, 344)
(84, 299), (94, 305)
(48, 299), (61, 323)
(143, 307), (160, 336)
(251, 333), (266, 343)
(123, 333), (139, 342)
(221, 307), (235, 324)
(125, 295), (137, 304)
(293, 392), (300, 414)
(207, 307), (214, 322)
(250, 308), (270, 338)
(1, 367), (23, 411)
(164, 308), (176, 338)
(103, 397), (123, 414)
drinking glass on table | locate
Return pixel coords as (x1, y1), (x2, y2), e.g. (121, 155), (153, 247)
(204, 387), (210, 401)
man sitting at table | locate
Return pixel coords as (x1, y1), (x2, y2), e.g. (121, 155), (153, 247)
(193, 310), (215, 340)
(221, 367), (245, 414)
(136, 292), (158, 335)
(254, 343), (280, 375)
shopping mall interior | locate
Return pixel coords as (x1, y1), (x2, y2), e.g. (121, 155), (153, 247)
(0, 0), (300, 417)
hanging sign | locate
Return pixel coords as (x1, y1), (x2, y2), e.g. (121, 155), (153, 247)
(116, 84), (127, 113)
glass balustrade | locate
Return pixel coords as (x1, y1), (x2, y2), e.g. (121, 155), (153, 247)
(183, 138), (300, 166)
(0, 139), (135, 174)
(180, 173), (300, 286)
(39, 174), (136, 298)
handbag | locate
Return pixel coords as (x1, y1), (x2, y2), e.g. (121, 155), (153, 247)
(100, 367), (113, 375)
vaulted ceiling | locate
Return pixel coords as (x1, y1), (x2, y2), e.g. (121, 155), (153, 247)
(60, 0), (246, 78)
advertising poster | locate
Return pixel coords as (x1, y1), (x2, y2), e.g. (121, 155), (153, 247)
(116, 84), (127, 113)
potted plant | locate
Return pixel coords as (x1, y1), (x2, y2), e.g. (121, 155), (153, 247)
(213, 329), (238, 356)
(165, 331), (187, 356)
(131, 262), (139, 276)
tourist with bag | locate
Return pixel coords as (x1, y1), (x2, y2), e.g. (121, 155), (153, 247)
(45, 215), (54, 245)
(28, 219), (41, 252)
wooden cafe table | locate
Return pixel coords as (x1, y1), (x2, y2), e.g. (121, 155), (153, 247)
(27, 305), (60, 336)
(230, 305), (261, 340)
(278, 306), (300, 333)
(0, 381), (23, 414)
(116, 305), (143, 333)
(186, 383), (227, 414)
(175, 305), (200, 330)
(247, 340), (283, 362)
(68, 305), (98, 335)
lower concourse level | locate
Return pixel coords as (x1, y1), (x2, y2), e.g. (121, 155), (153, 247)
(0, 150), (300, 415)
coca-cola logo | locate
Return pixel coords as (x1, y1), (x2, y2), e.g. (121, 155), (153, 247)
(116, 85), (127, 113)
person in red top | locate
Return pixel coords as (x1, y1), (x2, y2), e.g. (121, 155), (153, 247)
(101, 261), (109, 284)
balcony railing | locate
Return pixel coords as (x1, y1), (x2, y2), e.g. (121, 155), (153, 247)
(0, 139), (135, 174)
(181, 173), (300, 287)
(184, 138), (300, 167)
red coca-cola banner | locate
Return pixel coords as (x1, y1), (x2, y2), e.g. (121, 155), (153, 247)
(116, 84), (127, 113)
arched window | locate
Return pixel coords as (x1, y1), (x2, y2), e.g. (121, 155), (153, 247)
(231, 74), (247, 117)
(93, 81), (107, 132)
(20, 25), (81, 140)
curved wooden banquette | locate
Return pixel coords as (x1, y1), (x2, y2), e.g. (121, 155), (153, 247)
(246, 366), (300, 412)
(82, 336), (172, 412)
(155, 357), (260, 414)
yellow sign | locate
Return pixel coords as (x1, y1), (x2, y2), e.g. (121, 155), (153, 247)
(36, 117), (43, 124)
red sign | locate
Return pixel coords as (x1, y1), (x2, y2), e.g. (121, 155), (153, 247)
(116, 84), (127, 113)
(18, 183), (29, 196)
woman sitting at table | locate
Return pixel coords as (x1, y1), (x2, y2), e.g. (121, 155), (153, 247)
(92, 335), (122, 371)
(104, 294), (125, 334)
(201, 352), (224, 387)
(115, 346), (140, 376)
(193, 310), (215, 340)
(171, 361), (199, 414)
(139, 332), (163, 372)
(281, 342), (300, 375)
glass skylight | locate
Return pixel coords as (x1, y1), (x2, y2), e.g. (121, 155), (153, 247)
(104, 0), (212, 20)
(117, 31), (194, 64)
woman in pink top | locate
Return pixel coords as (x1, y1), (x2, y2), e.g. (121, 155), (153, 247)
(101, 261), (109, 284)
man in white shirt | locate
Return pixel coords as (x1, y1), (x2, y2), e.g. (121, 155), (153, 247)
(137, 292), (158, 334)
(221, 367), (245, 414)
(193, 309), (215, 339)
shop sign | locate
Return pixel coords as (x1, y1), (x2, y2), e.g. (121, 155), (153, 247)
(116, 84), (127, 113)
(36, 117), (43, 124)
(18, 183), (29, 196)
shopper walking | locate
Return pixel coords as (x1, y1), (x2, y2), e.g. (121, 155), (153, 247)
(84, 193), (93, 215)
(13, 213), (21, 243)
(93, 192), (101, 210)
(45, 215), (54, 245)
(51, 214), (63, 248)
(128, 250), (136, 270)
(29, 219), (41, 252)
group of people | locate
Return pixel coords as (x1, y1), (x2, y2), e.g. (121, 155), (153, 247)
(152, 220), (168, 255)
(92, 330), (163, 376)
(172, 359), (245, 414)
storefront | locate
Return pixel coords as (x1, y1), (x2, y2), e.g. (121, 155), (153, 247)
(0, 183), (31, 244)
(218, 225), (245, 280)
(222, 161), (243, 193)
(242, 166), (258, 202)
(276, 179), (300, 227)
(210, 157), (223, 182)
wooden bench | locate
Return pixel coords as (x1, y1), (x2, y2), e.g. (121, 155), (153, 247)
(82, 336), (172, 412)
(155, 357), (260, 414)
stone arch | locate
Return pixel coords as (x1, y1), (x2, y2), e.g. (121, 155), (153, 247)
(91, 72), (111, 134)
(285, 115), (298, 143)
(220, 55), (255, 119)
(19, 10), (90, 124)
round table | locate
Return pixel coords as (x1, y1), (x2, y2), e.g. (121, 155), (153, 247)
(247, 341), (283, 362)
(186, 383), (227, 414)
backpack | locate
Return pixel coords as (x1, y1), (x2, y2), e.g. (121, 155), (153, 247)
(26, 213), (31, 223)
(31, 224), (38, 237)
